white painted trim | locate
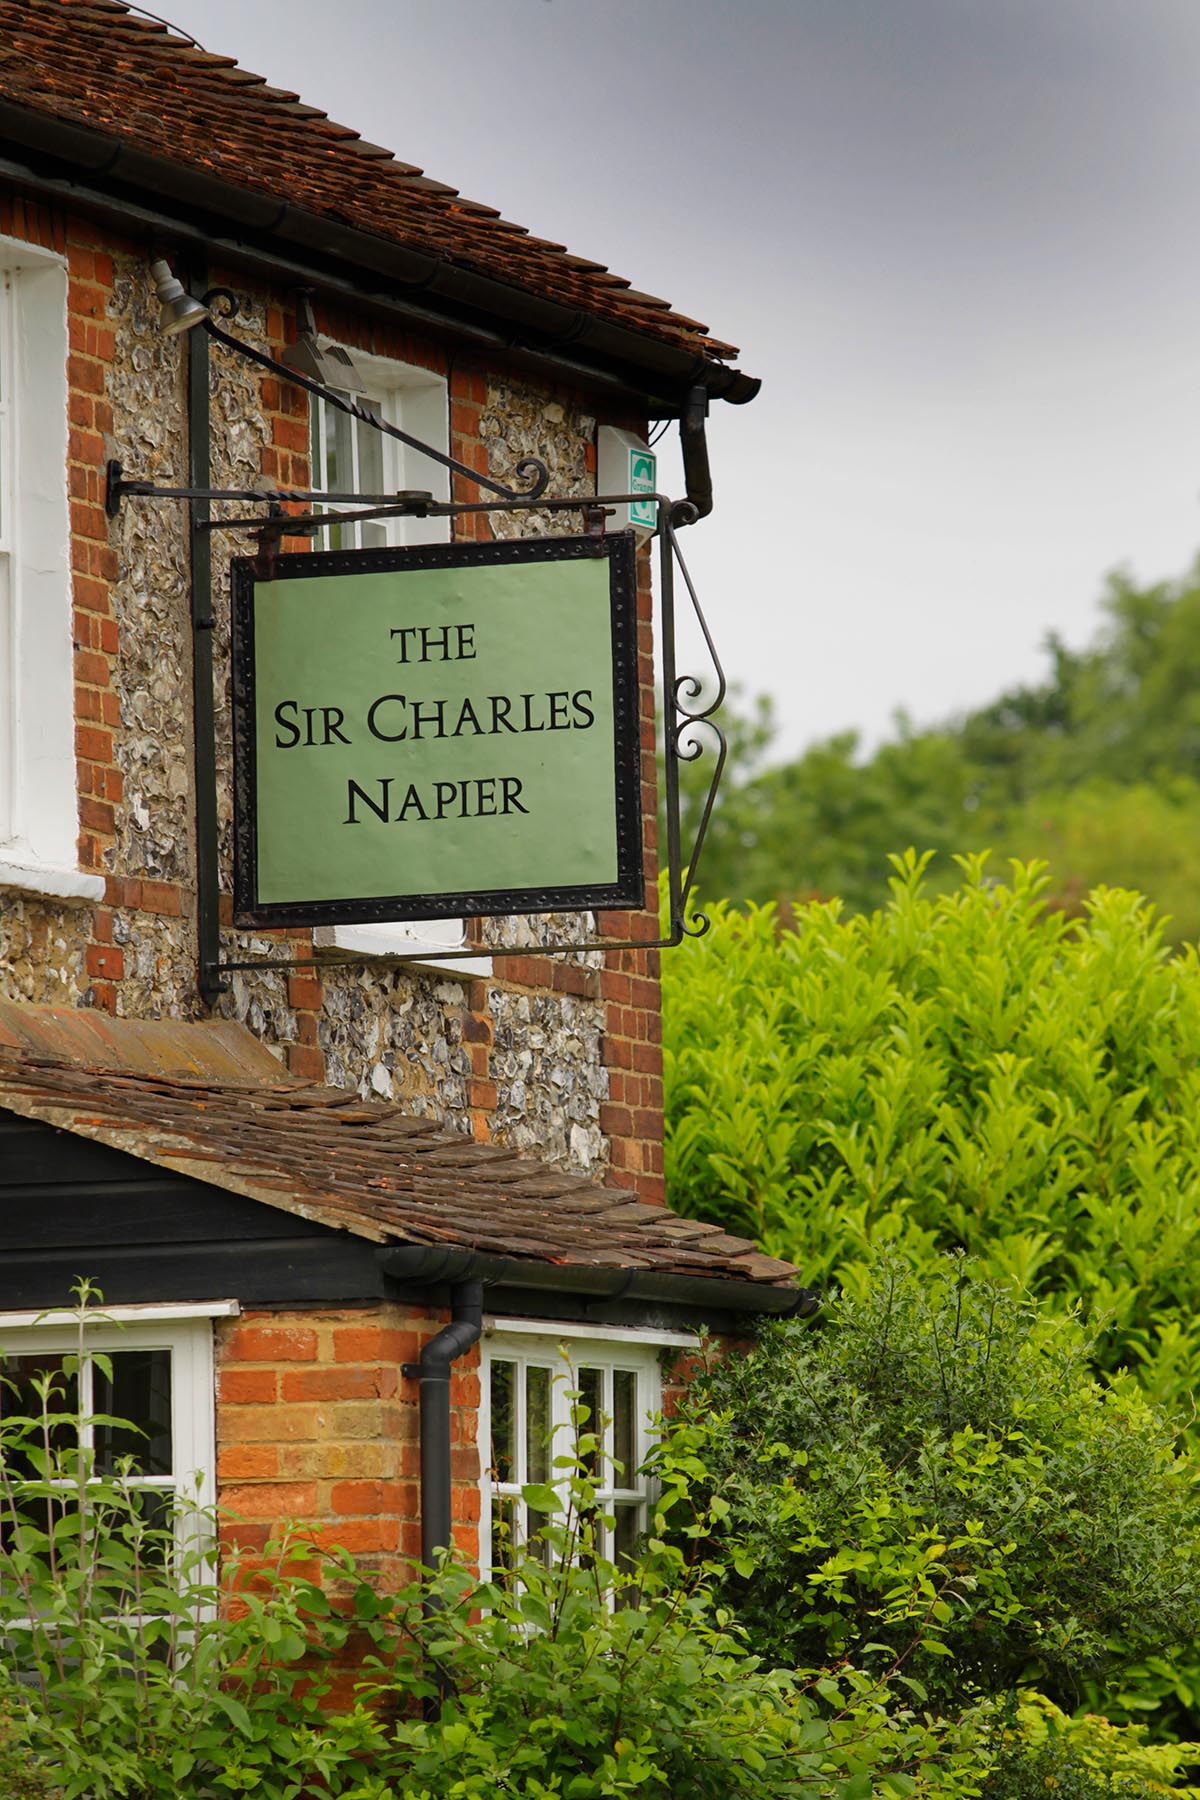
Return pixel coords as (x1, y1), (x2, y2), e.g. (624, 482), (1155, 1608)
(0, 1313), (220, 1513)
(0, 234), (87, 884)
(484, 1316), (699, 1349)
(0, 236), (77, 875)
(314, 920), (491, 978)
(0, 857), (105, 903)
(0, 1300), (240, 1331)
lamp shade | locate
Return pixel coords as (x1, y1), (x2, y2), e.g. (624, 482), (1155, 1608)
(150, 259), (210, 336)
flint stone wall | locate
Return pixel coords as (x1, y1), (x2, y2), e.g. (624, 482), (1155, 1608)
(0, 241), (613, 1179)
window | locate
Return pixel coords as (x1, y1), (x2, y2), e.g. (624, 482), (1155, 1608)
(480, 1324), (694, 1582)
(0, 1304), (227, 1561)
(307, 351), (489, 975)
(307, 350), (450, 553)
(0, 237), (101, 903)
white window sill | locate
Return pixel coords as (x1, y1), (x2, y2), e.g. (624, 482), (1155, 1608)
(0, 856), (105, 905)
(0, 1299), (240, 1330)
(314, 922), (491, 978)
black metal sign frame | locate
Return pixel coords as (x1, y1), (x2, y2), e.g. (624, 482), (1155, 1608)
(229, 532), (644, 929)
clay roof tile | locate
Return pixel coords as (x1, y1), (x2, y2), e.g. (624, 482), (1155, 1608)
(0, 1001), (799, 1292)
(0, 0), (739, 360)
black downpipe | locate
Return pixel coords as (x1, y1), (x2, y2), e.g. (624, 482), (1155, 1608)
(402, 1280), (484, 1601)
(676, 382), (713, 523)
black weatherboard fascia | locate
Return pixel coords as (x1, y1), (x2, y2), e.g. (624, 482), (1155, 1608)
(230, 531), (644, 928)
(0, 1114), (810, 1326)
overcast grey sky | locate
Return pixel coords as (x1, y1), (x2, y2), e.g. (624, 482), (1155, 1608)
(165, 0), (1200, 761)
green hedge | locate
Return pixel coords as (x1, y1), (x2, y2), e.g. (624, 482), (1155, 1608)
(665, 854), (1200, 1420)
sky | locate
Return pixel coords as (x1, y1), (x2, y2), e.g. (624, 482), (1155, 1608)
(162, 0), (1200, 764)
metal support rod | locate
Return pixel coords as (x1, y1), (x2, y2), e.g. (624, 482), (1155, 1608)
(214, 932), (681, 975)
(202, 304), (549, 505)
(187, 254), (225, 1010)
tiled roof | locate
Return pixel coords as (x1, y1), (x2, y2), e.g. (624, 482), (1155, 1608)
(0, 0), (739, 363)
(0, 1002), (797, 1289)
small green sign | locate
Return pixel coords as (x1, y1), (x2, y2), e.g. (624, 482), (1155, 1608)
(628, 449), (657, 530)
(231, 534), (644, 927)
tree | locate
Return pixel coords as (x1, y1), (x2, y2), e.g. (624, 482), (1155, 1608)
(689, 558), (1200, 939)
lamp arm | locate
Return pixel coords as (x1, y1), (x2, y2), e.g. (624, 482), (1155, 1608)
(199, 291), (549, 504)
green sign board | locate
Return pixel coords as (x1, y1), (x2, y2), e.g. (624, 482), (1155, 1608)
(231, 533), (644, 928)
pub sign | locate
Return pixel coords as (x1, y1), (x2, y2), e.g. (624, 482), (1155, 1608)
(231, 533), (644, 928)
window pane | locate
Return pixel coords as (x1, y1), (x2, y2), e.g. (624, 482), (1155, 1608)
(523, 1500), (552, 1566)
(491, 1495), (517, 1584)
(308, 397), (321, 486)
(577, 1367), (602, 1477)
(0, 1354), (78, 1476)
(357, 408), (384, 495)
(325, 397), (353, 493)
(613, 1501), (640, 1568)
(612, 1369), (637, 1485)
(490, 1360), (515, 1484)
(95, 1350), (172, 1476)
(112, 1485), (175, 1572)
(525, 1365), (550, 1486)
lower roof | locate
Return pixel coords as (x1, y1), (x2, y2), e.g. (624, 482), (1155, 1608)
(0, 999), (798, 1295)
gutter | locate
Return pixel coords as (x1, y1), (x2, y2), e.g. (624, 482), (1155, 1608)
(0, 104), (761, 417)
(379, 1244), (816, 1319)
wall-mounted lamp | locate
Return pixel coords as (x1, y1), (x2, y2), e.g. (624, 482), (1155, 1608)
(150, 259), (210, 336)
(279, 291), (366, 394)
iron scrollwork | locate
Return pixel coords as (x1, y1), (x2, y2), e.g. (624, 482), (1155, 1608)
(655, 513), (727, 947)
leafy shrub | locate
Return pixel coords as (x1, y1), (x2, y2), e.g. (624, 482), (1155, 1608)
(664, 854), (1200, 1428)
(979, 1693), (1200, 1798)
(654, 1259), (1200, 1710)
(0, 1692), (55, 1800)
(980, 1731), (1165, 1799)
(0, 1290), (386, 1799)
(356, 1432), (987, 1800)
(0, 1290), (986, 1800)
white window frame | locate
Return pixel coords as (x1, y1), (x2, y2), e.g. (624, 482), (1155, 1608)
(307, 349), (489, 977)
(0, 237), (102, 904)
(0, 1303), (230, 1562)
(479, 1322), (695, 1582)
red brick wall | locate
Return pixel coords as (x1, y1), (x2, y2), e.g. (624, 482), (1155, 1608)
(215, 1304), (481, 1579)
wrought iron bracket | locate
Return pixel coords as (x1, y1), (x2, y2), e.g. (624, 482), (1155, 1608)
(205, 493), (725, 982)
(200, 287), (549, 504)
(103, 269), (723, 999)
